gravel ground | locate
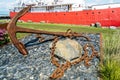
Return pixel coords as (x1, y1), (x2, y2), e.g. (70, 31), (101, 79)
(0, 33), (101, 80)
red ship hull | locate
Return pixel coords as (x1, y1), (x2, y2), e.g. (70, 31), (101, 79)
(10, 7), (120, 27)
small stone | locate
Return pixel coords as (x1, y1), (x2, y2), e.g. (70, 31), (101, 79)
(39, 73), (43, 80)
(30, 76), (34, 79)
(3, 78), (7, 80)
(76, 77), (80, 80)
(54, 38), (83, 61)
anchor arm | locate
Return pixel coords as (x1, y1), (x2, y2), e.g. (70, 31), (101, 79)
(7, 5), (32, 55)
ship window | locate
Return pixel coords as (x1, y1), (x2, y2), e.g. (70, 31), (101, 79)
(98, 12), (101, 14)
(92, 12), (94, 14)
(86, 13), (88, 15)
(76, 13), (78, 15)
(64, 14), (66, 15)
(112, 11), (114, 13)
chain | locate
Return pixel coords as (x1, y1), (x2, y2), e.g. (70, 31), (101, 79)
(49, 29), (99, 79)
(36, 34), (45, 42)
(50, 61), (71, 79)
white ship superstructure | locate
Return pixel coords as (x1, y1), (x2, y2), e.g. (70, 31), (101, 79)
(13, 0), (86, 12)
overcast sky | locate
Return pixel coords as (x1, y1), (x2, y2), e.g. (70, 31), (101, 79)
(0, 0), (120, 12)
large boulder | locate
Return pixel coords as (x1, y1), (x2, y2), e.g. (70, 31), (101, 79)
(54, 38), (83, 61)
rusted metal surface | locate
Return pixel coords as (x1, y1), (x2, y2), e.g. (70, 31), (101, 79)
(4, 6), (100, 79)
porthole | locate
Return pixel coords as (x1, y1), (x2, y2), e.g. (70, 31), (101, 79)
(112, 11), (114, 13)
(98, 12), (101, 14)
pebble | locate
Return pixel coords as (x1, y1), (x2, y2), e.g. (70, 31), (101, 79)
(30, 76), (34, 80)
(0, 34), (101, 80)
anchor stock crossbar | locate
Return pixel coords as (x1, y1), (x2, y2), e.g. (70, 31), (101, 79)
(0, 5), (100, 79)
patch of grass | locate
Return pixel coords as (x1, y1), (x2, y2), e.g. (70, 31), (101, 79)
(103, 30), (120, 56)
(17, 22), (115, 38)
(100, 30), (120, 80)
(100, 59), (120, 80)
(17, 22), (113, 33)
(16, 33), (29, 39)
(0, 20), (9, 23)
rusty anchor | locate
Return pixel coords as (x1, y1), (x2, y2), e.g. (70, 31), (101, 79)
(3, 5), (90, 56)
(0, 5), (101, 79)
